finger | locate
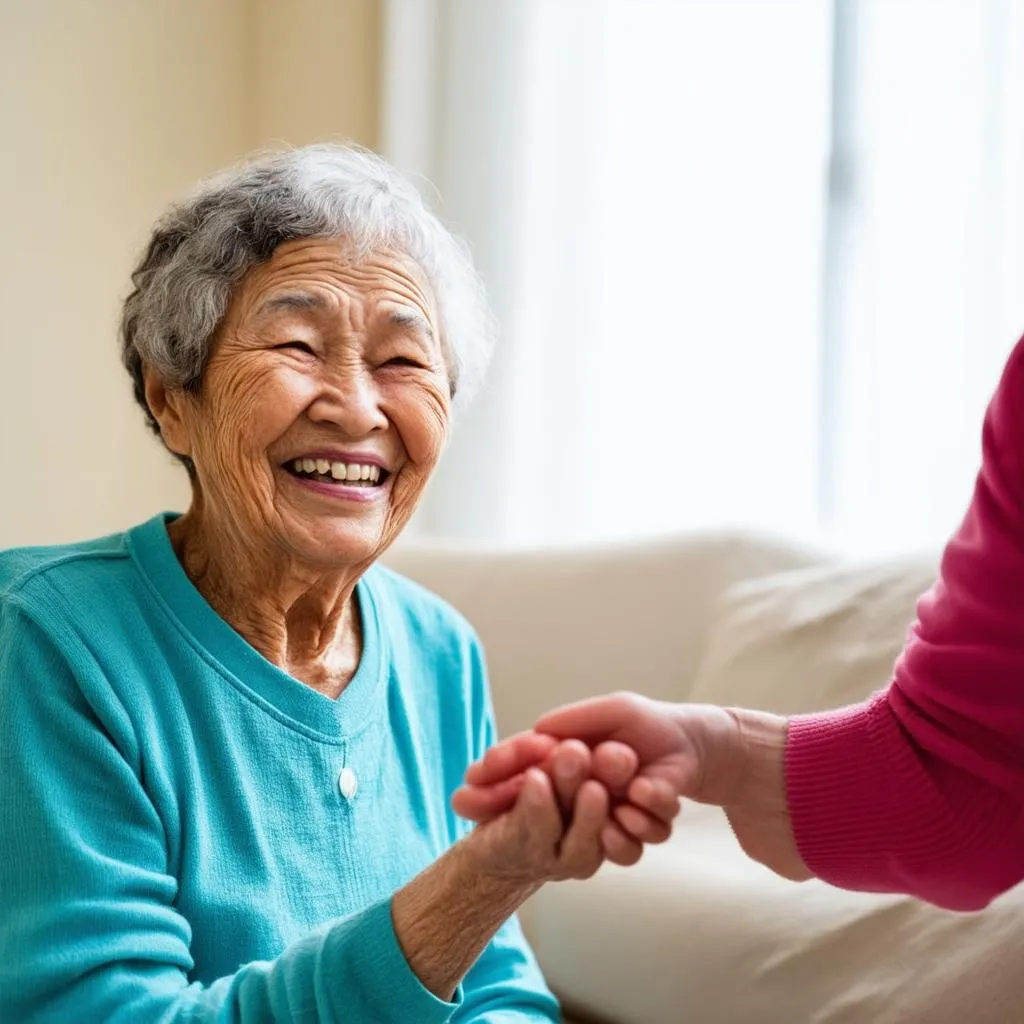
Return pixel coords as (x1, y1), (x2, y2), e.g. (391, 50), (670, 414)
(556, 780), (609, 880)
(547, 740), (591, 816)
(451, 774), (525, 822)
(613, 802), (673, 844)
(535, 693), (642, 742)
(601, 821), (644, 867)
(464, 732), (559, 786)
(590, 741), (638, 798)
(514, 767), (562, 846)
(629, 776), (683, 823)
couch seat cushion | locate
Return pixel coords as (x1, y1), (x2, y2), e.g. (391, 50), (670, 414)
(524, 803), (1024, 1024)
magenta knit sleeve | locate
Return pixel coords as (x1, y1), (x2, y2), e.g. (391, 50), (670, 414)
(786, 337), (1024, 910)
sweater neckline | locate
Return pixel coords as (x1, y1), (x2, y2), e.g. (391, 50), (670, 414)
(126, 512), (385, 743)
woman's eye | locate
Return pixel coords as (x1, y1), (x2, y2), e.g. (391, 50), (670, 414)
(385, 356), (426, 369)
(274, 341), (316, 356)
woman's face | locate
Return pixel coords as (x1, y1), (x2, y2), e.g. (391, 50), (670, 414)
(160, 238), (451, 571)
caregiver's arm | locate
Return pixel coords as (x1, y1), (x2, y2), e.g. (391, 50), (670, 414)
(0, 598), (595, 1023)
(460, 336), (1024, 912)
(786, 334), (1024, 910)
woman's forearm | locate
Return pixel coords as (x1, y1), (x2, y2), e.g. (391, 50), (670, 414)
(391, 839), (540, 1001)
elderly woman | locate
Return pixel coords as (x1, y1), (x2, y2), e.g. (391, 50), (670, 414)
(0, 145), (656, 1023)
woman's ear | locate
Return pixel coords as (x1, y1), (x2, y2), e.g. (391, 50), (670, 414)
(143, 367), (193, 459)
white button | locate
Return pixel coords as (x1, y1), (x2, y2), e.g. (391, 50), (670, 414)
(337, 767), (358, 800)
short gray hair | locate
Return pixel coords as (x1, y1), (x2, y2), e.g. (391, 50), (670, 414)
(121, 144), (494, 457)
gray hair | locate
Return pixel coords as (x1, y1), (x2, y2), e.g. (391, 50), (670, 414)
(121, 144), (494, 461)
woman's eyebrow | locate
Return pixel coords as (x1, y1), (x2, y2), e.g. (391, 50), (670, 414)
(256, 291), (327, 317)
(388, 309), (435, 341)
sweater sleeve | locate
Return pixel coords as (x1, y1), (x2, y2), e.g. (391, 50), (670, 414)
(0, 598), (459, 1024)
(454, 917), (560, 1023)
(786, 336), (1024, 911)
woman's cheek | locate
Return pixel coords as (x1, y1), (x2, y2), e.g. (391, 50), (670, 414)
(390, 380), (451, 467)
(223, 363), (303, 448)
(191, 361), (292, 498)
(382, 390), (447, 527)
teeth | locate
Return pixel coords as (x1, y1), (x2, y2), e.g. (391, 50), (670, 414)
(292, 458), (384, 484)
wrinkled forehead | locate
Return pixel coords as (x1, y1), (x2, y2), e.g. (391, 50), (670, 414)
(229, 237), (440, 335)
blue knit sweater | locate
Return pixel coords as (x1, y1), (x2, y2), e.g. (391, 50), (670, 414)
(0, 514), (558, 1022)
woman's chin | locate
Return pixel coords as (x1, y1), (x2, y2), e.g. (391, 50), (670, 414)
(283, 518), (390, 569)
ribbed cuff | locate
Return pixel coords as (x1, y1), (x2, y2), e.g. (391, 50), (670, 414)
(785, 692), (935, 891)
(321, 897), (461, 1023)
(786, 691), (1024, 910)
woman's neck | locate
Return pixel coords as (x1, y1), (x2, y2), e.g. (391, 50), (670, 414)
(167, 506), (363, 700)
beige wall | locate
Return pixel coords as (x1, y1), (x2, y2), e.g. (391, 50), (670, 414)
(0, 0), (381, 548)
(254, 0), (381, 149)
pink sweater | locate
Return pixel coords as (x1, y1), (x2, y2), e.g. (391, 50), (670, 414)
(786, 336), (1024, 911)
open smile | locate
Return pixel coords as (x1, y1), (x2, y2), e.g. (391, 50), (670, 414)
(282, 454), (392, 501)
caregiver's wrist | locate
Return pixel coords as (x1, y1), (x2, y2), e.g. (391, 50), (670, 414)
(724, 707), (790, 813)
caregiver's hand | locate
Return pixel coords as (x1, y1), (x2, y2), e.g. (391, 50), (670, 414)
(456, 693), (812, 882)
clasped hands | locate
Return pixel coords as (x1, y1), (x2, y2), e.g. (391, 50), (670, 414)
(452, 692), (808, 887)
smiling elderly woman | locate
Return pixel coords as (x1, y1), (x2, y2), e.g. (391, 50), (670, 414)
(0, 146), (646, 1023)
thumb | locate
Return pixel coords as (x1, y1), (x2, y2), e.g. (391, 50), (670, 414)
(511, 768), (562, 845)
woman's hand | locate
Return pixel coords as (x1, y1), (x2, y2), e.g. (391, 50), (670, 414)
(455, 692), (810, 882)
(454, 732), (668, 865)
(453, 706), (684, 849)
(395, 752), (637, 1003)
(464, 745), (653, 883)
(466, 767), (613, 882)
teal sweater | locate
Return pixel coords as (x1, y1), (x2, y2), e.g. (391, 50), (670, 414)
(0, 515), (559, 1023)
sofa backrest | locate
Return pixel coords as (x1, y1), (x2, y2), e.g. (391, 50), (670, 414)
(384, 531), (823, 737)
(688, 549), (941, 714)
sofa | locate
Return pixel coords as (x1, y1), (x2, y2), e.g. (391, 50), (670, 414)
(385, 531), (1024, 1024)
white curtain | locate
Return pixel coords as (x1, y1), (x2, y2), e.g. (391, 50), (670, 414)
(382, 0), (1024, 554)
(824, 0), (1024, 554)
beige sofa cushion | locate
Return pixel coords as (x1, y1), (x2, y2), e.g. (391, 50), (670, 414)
(688, 553), (939, 714)
(529, 803), (1024, 1024)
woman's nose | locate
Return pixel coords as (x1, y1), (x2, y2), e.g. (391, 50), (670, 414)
(308, 369), (388, 435)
